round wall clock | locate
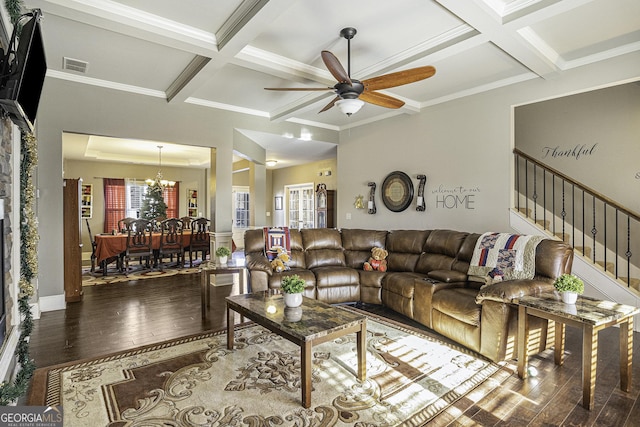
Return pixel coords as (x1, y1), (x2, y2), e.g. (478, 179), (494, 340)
(381, 171), (414, 212)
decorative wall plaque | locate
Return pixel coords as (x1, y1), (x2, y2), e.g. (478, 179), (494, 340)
(381, 171), (414, 212)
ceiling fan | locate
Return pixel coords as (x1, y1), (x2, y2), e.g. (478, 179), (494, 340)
(265, 27), (436, 116)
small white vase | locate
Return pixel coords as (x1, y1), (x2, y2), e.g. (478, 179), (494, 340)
(218, 255), (228, 265)
(283, 292), (303, 308)
(561, 291), (578, 304)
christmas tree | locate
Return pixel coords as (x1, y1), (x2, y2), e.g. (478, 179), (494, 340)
(140, 182), (167, 221)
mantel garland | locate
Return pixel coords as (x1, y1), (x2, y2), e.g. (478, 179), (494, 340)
(0, 131), (37, 404)
(0, 0), (36, 404)
(4, 0), (23, 25)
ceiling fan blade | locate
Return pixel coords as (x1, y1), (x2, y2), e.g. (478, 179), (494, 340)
(321, 51), (352, 85)
(318, 96), (340, 113)
(264, 87), (333, 91)
(362, 66), (436, 91)
(359, 91), (405, 109)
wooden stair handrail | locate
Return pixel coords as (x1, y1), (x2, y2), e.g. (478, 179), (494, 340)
(513, 148), (640, 222)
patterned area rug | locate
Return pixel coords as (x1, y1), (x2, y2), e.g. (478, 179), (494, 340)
(82, 265), (201, 286)
(29, 309), (513, 426)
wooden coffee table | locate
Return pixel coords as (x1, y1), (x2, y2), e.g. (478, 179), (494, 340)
(226, 291), (367, 408)
(516, 292), (639, 410)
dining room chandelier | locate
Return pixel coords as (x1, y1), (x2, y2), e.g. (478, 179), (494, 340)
(145, 145), (175, 188)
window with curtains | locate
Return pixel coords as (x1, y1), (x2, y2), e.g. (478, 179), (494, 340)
(103, 178), (126, 233)
(163, 184), (179, 219)
(104, 178), (179, 232)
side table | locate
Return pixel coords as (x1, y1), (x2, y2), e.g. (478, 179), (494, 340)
(199, 260), (247, 319)
(515, 292), (639, 410)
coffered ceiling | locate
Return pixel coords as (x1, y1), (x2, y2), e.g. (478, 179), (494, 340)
(23, 0), (640, 167)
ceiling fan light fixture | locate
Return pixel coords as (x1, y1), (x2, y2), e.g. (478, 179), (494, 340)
(336, 98), (364, 116)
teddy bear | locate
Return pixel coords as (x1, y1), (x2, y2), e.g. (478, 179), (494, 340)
(270, 247), (291, 273)
(363, 247), (388, 272)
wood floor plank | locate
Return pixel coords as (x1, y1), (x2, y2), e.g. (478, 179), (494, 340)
(26, 274), (640, 425)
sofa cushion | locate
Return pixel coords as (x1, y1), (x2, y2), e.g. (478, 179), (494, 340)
(386, 230), (429, 272)
(306, 249), (346, 269)
(423, 229), (468, 257)
(301, 228), (342, 250)
(314, 266), (360, 303)
(382, 272), (426, 298)
(302, 229), (346, 269)
(341, 229), (388, 269)
(432, 288), (481, 327)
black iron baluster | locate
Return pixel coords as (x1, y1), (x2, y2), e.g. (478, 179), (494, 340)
(533, 164), (537, 224)
(615, 208), (619, 280)
(626, 216), (632, 287)
(552, 175), (556, 237)
(561, 180), (566, 241)
(525, 158), (529, 218)
(582, 190), (585, 258)
(592, 196), (597, 264)
(571, 183), (575, 249)
(515, 154), (520, 213)
(604, 202), (607, 275)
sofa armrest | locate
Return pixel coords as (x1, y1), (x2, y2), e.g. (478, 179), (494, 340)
(246, 255), (273, 276)
(475, 278), (555, 304)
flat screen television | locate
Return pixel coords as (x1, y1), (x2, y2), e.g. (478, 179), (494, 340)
(0, 9), (46, 134)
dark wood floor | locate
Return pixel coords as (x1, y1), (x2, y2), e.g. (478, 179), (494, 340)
(28, 273), (640, 426)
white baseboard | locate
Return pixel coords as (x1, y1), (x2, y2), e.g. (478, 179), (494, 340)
(38, 294), (66, 312)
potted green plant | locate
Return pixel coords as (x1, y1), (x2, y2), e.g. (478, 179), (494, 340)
(553, 273), (584, 304)
(280, 274), (305, 307)
(215, 246), (232, 265)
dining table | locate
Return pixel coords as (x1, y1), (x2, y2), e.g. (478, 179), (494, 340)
(94, 230), (196, 275)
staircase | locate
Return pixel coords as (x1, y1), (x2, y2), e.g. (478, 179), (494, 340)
(512, 149), (640, 330)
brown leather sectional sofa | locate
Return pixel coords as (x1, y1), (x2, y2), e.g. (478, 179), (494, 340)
(244, 228), (574, 362)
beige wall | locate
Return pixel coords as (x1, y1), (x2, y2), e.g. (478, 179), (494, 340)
(515, 81), (640, 213)
(271, 158), (337, 227)
(337, 53), (640, 233)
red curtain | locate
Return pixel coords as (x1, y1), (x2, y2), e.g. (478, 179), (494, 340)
(103, 178), (126, 233)
(163, 182), (179, 219)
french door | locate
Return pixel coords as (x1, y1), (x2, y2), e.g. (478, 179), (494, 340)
(286, 184), (315, 229)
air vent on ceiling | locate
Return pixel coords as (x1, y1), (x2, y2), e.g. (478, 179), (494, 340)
(63, 57), (88, 73)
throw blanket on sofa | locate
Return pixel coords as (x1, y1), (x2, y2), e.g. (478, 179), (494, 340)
(468, 232), (544, 282)
(263, 227), (291, 261)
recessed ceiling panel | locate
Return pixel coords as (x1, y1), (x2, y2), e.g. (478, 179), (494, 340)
(63, 133), (211, 167)
(527, 0), (640, 61)
(393, 42), (533, 100)
(250, 0), (464, 73)
(113, 0), (243, 33)
(193, 63), (331, 113)
(40, 14), (196, 90)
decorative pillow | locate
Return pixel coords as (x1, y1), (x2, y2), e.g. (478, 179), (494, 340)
(263, 227), (290, 261)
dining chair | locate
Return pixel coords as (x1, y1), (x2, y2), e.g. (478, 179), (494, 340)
(85, 218), (98, 273)
(157, 218), (184, 271)
(123, 218), (154, 275)
(188, 217), (210, 267)
(118, 217), (137, 233)
(86, 218), (120, 275)
(180, 216), (192, 230)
